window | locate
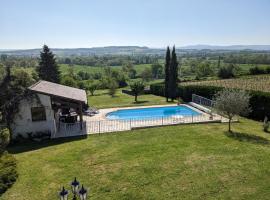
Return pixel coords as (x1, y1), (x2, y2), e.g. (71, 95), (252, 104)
(31, 107), (46, 122)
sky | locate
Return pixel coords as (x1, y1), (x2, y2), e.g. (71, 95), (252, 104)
(1, 0), (270, 49)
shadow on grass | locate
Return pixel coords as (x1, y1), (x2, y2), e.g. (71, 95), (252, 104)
(225, 131), (269, 145)
(133, 101), (149, 104)
(8, 135), (88, 154)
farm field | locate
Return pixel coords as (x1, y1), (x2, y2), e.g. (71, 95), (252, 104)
(2, 118), (270, 200)
(182, 74), (270, 93)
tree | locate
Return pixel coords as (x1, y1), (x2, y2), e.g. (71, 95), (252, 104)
(164, 46), (170, 102)
(37, 45), (60, 83)
(107, 78), (118, 97)
(151, 63), (163, 79)
(130, 81), (145, 102)
(214, 89), (251, 132)
(12, 68), (35, 88)
(87, 81), (99, 96)
(196, 61), (213, 79)
(0, 65), (35, 131)
(61, 76), (78, 88)
(140, 68), (152, 82)
(122, 62), (136, 79)
(217, 64), (235, 79)
(169, 46), (178, 101)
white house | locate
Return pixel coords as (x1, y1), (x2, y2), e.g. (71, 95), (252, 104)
(11, 80), (88, 139)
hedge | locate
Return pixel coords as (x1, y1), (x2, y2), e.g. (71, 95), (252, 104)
(150, 83), (270, 121)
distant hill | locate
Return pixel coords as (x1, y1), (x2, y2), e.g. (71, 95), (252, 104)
(179, 44), (270, 51)
(1, 45), (270, 56)
(0, 46), (165, 57)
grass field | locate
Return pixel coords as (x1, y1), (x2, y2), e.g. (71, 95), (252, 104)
(88, 89), (171, 109)
(182, 74), (270, 93)
(2, 118), (270, 199)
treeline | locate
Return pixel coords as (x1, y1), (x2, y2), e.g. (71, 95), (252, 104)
(0, 55), (38, 68)
(61, 62), (164, 94)
(58, 55), (160, 67)
(223, 53), (270, 64)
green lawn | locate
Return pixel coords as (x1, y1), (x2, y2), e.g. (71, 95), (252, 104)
(2, 119), (270, 199)
(88, 89), (171, 109)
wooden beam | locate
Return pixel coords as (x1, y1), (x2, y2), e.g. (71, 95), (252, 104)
(79, 103), (83, 130)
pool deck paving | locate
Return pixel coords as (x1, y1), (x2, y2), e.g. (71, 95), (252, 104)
(84, 104), (229, 134)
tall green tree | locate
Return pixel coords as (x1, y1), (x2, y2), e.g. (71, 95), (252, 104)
(0, 65), (34, 130)
(164, 46), (170, 102)
(169, 46), (178, 101)
(37, 45), (60, 83)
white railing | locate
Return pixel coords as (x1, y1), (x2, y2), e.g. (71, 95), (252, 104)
(192, 94), (214, 107)
(86, 114), (222, 134)
(53, 121), (87, 138)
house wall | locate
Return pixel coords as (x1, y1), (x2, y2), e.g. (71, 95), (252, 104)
(11, 93), (56, 138)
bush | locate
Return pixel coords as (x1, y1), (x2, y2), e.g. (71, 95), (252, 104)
(217, 65), (235, 79)
(249, 66), (266, 75)
(0, 128), (10, 152)
(0, 152), (18, 195)
(150, 83), (270, 121)
(149, 83), (166, 97)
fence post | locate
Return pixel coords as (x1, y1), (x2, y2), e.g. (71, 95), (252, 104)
(99, 121), (101, 134)
(162, 116), (164, 125)
(192, 114), (193, 123)
(130, 119), (132, 129)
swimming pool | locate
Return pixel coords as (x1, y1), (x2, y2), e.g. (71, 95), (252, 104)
(106, 105), (201, 120)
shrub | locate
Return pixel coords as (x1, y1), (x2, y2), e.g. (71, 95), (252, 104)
(0, 128), (10, 153)
(0, 152), (18, 195)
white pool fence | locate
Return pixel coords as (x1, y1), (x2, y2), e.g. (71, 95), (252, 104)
(86, 114), (223, 134)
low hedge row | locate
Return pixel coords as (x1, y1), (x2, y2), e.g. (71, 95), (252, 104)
(150, 83), (270, 121)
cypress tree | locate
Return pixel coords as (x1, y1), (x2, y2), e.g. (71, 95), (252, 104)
(164, 46), (170, 102)
(37, 45), (60, 83)
(169, 46), (178, 101)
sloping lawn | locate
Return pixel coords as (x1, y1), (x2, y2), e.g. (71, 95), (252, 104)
(88, 89), (172, 109)
(2, 119), (270, 199)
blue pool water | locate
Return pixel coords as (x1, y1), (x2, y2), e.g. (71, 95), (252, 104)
(106, 105), (201, 120)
